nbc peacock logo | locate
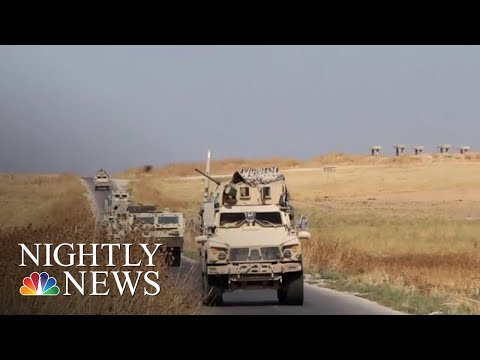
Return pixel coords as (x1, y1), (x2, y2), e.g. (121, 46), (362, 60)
(20, 272), (60, 296)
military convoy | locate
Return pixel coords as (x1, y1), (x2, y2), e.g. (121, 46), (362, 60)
(96, 151), (310, 302)
(102, 188), (185, 267)
(94, 169), (111, 191)
(195, 151), (310, 306)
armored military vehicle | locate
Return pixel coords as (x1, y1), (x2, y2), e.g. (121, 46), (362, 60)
(103, 191), (132, 239)
(153, 210), (185, 267)
(126, 205), (184, 267)
(126, 204), (157, 236)
(195, 151), (311, 306)
(94, 169), (110, 191)
(107, 191), (131, 213)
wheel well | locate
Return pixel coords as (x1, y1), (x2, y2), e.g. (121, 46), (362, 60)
(207, 274), (228, 288)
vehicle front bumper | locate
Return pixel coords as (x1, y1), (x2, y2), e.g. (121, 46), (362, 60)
(207, 261), (302, 281)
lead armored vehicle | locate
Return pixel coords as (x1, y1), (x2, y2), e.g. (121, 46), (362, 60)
(196, 151), (310, 306)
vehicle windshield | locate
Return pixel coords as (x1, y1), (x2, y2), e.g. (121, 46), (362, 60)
(157, 215), (179, 224)
(255, 212), (283, 227)
(135, 216), (154, 225)
(220, 213), (246, 228)
(219, 212), (283, 228)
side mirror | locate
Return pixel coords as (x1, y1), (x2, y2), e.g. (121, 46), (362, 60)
(296, 214), (309, 230)
(195, 235), (208, 245)
(298, 231), (311, 240)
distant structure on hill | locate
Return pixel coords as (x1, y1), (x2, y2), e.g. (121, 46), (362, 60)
(413, 146), (424, 155)
(370, 145), (382, 156)
(458, 146), (471, 154)
(393, 144), (406, 156)
(438, 144), (452, 153)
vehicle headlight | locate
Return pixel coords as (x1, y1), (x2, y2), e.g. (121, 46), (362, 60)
(208, 247), (229, 262)
(282, 244), (301, 260)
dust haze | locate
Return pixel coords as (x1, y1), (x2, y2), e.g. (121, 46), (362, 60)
(1, 45), (480, 174)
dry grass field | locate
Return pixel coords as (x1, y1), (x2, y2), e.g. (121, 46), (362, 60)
(0, 173), (90, 229)
(121, 153), (480, 314)
(0, 173), (200, 314)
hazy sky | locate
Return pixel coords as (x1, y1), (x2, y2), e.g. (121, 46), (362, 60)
(1, 45), (480, 174)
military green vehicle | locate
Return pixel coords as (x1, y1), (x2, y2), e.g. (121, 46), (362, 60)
(94, 169), (111, 191)
(195, 151), (310, 306)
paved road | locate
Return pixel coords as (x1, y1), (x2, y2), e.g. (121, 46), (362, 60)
(205, 285), (402, 315)
(83, 177), (403, 315)
(178, 257), (403, 315)
(81, 177), (112, 223)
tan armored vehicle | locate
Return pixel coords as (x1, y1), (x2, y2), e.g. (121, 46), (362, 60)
(195, 152), (311, 306)
(126, 205), (184, 267)
(94, 169), (110, 191)
(126, 204), (157, 235)
(107, 191), (131, 214)
(103, 191), (132, 239)
(153, 210), (185, 266)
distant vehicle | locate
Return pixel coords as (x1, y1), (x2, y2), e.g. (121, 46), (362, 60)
(94, 169), (110, 191)
(195, 151), (311, 306)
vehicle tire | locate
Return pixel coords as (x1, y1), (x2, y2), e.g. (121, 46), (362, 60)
(167, 247), (181, 267)
(284, 271), (304, 305)
(277, 288), (287, 304)
(202, 273), (223, 306)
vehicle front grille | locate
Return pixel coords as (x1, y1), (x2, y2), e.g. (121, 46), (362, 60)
(229, 246), (281, 262)
(261, 247), (281, 260)
(229, 248), (249, 262)
(249, 249), (261, 261)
